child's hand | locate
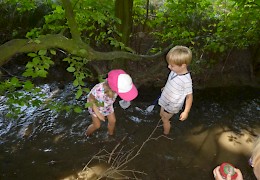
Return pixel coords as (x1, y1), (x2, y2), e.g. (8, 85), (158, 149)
(213, 166), (243, 180)
(233, 168), (243, 180)
(97, 114), (105, 121)
(93, 107), (105, 121)
(213, 166), (227, 180)
(179, 111), (188, 121)
(161, 87), (165, 92)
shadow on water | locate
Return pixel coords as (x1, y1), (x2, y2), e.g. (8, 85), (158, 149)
(0, 84), (259, 180)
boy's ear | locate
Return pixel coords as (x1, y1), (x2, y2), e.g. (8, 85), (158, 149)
(181, 64), (187, 68)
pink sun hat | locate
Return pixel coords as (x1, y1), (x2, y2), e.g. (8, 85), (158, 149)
(107, 69), (138, 101)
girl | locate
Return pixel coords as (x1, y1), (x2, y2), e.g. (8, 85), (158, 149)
(86, 69), (138, 136)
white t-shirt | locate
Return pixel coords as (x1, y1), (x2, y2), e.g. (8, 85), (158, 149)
(158, 71), (193, 114)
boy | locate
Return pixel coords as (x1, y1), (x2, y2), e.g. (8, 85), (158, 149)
(158, 45), (193, 135)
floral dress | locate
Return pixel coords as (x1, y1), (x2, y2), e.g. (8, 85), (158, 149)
(87, 82), (117, 116)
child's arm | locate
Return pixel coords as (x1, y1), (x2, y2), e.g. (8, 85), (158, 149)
(179, 93), (193, 121)
(88, 94), (105, 121)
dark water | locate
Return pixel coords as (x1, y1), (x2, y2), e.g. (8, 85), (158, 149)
(0, 84), (259, 180)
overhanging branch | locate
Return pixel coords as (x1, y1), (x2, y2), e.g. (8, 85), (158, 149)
(0, 33), (172, 67)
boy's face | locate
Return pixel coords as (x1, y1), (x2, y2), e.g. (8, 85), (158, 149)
(168, 62), (186, 74)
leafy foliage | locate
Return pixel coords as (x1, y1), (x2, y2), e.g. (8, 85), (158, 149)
(63, 55), (91, 100)
(142, 0), (260, 72)
(43, 4), (67, 34)
(0, 77), (43, 118)
(23, 50), (54, 78)
(1, 0), (260, 118)
(0, 0), (52, 43)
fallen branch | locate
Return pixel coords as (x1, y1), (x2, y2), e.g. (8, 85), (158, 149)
(80, 119), (173, 179)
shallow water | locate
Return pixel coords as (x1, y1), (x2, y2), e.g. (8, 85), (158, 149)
(0, 84), (259, 180)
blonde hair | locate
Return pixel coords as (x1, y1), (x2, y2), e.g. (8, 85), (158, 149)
(104, 81), (115, 98)
(166, 45), (192, 66)
(252, 137), (260, 179)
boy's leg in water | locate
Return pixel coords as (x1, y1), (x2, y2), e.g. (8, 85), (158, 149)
(107, 112), (116, 136)
(160, 107), (174, 135)
(86, 115), (101, 136)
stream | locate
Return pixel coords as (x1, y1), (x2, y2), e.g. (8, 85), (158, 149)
(0, 83), (259, 180)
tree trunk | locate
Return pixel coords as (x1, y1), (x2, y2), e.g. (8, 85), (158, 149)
(112, 0), (134, 69)
(61, 0), (81, 42)
(115, 0), (133, 46)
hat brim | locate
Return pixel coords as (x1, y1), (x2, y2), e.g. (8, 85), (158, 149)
(118, 84), (138, 101)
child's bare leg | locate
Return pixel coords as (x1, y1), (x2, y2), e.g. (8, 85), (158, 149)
(160, 107), (173, 135)
(107, 112), (116, 135)
(86, 115), (101, 136)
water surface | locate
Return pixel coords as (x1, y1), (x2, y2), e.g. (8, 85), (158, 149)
(0, 85), (259, 180)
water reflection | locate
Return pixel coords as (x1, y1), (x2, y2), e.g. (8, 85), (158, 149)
(0, 85), (259, 179)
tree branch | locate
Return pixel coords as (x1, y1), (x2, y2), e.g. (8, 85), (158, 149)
(61, 0), (82, 42)
(79, 119), (173, 179)
(0, 33), (170, 67)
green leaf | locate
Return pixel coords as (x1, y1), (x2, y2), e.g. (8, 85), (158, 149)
(32, 57), (40, 65)
(63, 57), (71, 62)
(26, 62), (34, 68)
(62, 105), (71, 112)
(79, 80), (85, 86)
(124, 46), (134, 52)
(38, 49), (47, 56)
(73, 79), (79, 86)
(55, 5), (64, 13)
(219, 45), (225, 52)
(32, 99), (42, 107)
(6, 113), (13, 118)
(79, 49), (87, 54)
(27, 53), (37, 57)
(96, 101), (104, 107)
(76, 89), (83, 99)
(74, 107), (82, 113)
(85, 102), (92, 108)
(83, 88), (90, 93)
(43, 63), (50, 69)
(37, 70), (48, 77)
(34, 39), (41, 44)
(22, 69), (34, 77)
(67, 66), (76, 72)
(23, 81), (34, 90)
(10, 77), (20, 86)
(50, 49), (56, 55)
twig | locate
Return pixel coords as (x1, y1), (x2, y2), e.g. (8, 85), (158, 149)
(108, 134), (128, 164)
(82, 118), (171, 179)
